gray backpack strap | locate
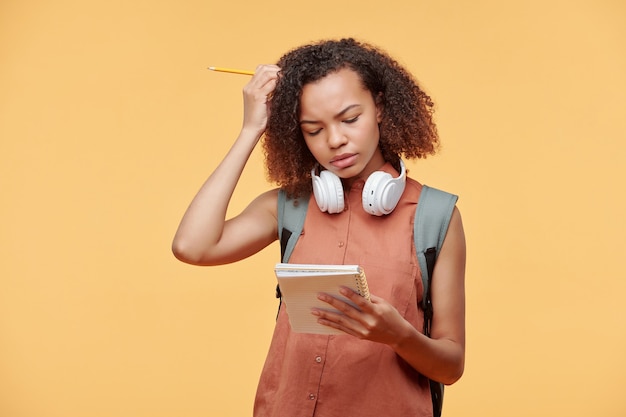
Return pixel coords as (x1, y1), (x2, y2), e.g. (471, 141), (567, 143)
(414, 184), (458, 314)
(277, 189), (309, 263)
(413, 184), (458, 417)
(276, 189), (309, 304)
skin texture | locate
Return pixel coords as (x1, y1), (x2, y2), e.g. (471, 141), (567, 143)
(300, 69), (385, 186)
(172, 40), (466, 385)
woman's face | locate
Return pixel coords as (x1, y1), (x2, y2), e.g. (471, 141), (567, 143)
(299, 68), (385, 184)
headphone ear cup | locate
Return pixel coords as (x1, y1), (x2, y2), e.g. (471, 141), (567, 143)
(362, 163), (406, 216)
(362, 171), (393, 215)
(312, 170), (344, 214)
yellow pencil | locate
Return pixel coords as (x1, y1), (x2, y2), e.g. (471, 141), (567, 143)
(208, 66), (255, 76)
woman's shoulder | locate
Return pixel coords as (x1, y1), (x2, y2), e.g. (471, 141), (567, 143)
(256, 187), (280, 203)
(248, 188), (280, 217)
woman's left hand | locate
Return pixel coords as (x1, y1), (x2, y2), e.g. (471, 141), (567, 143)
(312, 287), (410, 346)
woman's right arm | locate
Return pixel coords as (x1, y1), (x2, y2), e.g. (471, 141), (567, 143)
(171, 65), (281, 266)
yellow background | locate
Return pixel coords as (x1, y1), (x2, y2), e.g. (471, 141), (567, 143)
(1, 0), (625, 416)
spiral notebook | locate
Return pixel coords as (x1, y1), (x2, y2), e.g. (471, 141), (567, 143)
(274, 263), (371, 335)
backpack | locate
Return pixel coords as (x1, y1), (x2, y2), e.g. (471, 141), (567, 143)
(276, 184), (458, 417)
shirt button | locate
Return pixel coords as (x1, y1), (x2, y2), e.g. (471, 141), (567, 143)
(315, 356), (322, 363)
(309, 393), (316, 400)
(338, 241), (344, 248)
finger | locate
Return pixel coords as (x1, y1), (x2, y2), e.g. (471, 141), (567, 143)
(317, 292), (362, 315)
(244, 65), (277, 90)
(251, 71), (279, 101)
(311, 305), (350, 322)
(255, 64), (280, 73)
(315, 294), (376, 333)
(252, 65), (280, 83)
(311, 309), (363, 337)
(337, 286), (376, 312)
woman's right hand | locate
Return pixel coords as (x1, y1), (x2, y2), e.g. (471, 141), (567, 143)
(241, 64), (280, 136)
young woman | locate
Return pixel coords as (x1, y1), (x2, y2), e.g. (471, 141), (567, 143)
(172, 38), (466, 417)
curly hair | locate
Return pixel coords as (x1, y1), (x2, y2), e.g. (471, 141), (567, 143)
(263, 38), (439, 198)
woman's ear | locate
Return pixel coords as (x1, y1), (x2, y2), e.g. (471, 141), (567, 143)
(375, 93), (384, 123)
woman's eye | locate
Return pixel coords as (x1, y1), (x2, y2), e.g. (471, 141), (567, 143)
(305, 129), (322, 136)
(344, 116), (359, 124)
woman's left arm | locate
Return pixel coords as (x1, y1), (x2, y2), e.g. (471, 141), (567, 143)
(401, 205), (466, 384)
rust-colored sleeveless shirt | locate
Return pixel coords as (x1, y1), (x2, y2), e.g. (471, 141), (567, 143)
(254, 165), (432, 417)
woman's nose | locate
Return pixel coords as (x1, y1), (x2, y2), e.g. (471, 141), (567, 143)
(327, 125), (347, 148)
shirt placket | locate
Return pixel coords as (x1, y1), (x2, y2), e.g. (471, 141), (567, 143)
(306, 189), (355, 416)
(300, 336), (330, 416)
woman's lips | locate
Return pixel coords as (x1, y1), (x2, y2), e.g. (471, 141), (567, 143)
(330, 154), (357, 169)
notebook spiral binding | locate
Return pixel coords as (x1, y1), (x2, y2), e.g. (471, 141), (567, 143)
(355, 268), (371, 301)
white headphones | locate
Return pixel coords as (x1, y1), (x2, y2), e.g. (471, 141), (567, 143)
(311, 160), (406, 216)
